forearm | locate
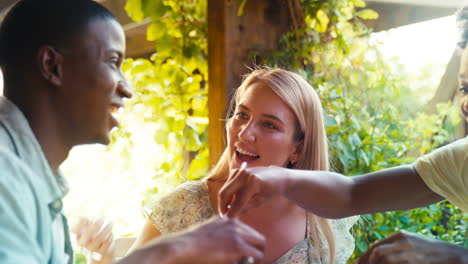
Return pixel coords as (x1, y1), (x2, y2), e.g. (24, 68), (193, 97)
(350, 165), (443, 213)
(283, 169), (354, 218)
(117, 234), (190, 264)
(282, 165), (443, 218)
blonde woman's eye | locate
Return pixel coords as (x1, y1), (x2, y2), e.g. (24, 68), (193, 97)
(459, 87), (468, 94)
(235, 112), (248, 120)
(264, 122), (277, 130)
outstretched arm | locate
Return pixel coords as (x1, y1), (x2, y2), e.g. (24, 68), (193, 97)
(128, 219), (162, 253)
(219, 165), (443, 218)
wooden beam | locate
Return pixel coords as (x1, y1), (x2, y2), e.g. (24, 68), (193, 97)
(123, 19), (155, 58)
(98, 0), (155, 58)
(367, 0), (463, 8)
(363, 2), (456, 31)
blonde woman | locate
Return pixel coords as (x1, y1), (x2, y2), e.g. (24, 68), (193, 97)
(131, 68), (356, 263)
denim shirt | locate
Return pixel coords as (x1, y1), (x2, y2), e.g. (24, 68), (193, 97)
(0, 97), (73, 264)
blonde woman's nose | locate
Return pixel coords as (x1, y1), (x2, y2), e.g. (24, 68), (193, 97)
(238, 122), (256, 142)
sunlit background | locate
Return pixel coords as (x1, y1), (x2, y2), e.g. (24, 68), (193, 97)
(0, 15), (458, 237)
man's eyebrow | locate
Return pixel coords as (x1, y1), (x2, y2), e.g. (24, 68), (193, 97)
(458, 73), (468, 82)
(107, 49), (124, 58)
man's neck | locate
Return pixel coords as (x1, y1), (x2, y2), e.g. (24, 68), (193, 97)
(9, 94), (71, 172)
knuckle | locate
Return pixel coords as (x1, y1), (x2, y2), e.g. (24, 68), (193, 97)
(231, 236), (244, 251)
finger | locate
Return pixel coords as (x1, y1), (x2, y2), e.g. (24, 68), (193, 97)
(235, 243), (265, 264)
(219, 169), (247, 215)
(368, 240), (417, 264)
(91, 222), (114, 252)
(225, 172), (257, 218)
(96, 235), (113, 256)
(357, 230), (412, 264)
(78, 219), (105, 248)
(368, 244), (396, 264)
(71, 217), (91, 237)
(355, 250), (368, 264)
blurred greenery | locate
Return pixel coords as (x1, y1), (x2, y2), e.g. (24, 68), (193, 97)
(74, 0), (466, 263)
(121, 0), (209, 205)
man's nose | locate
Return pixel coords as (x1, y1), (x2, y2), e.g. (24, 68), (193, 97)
(118, 79), (133, 99)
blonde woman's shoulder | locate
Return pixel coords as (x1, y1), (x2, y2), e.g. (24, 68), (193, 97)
(148, 181), (215, 234)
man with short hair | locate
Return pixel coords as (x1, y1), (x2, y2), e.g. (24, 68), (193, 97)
(0, 1), (265, 263)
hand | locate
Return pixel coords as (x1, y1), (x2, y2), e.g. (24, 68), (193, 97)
(218, 166), (289, 217)
(356, 230), (468, 264)
(119, 217), (265, 264)
(178, 216), (265, 263)
(71, 217), (114, 264)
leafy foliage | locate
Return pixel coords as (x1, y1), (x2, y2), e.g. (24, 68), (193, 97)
(117, 0), (209, 204)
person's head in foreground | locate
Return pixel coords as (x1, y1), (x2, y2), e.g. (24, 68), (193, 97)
(456, 6), (468, 119)
(0, 0), (132, 154)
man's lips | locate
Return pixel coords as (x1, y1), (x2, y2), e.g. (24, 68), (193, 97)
(110, 103), (123, 117)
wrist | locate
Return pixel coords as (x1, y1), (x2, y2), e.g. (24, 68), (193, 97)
(281, 167), (295, 196)
(152, 233), (193, 264)
(116, 236), (182, 264)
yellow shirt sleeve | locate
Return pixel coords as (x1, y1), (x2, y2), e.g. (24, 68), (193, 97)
(413, 137), (468, 213)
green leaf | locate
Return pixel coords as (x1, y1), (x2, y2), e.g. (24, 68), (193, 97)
(142, 0), (170, 20)
(147, 22), (166, 41)
(237, 0), (248, 16)
(356, 240), (368, 252)
(156, 35), (175, 57)
(124, 0), (144, 22)
(316, 9), (330, 33)
(353, 0), (367, 8)
(356, 9), (379, 20)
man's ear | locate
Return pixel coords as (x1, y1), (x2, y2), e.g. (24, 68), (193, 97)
(289, 139), (304, 164)
(37, 46), (63, 87)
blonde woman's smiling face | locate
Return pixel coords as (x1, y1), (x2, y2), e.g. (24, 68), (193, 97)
(227, 82), (302, 170)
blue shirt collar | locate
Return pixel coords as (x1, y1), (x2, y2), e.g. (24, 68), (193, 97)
(0, 96), (69, 207)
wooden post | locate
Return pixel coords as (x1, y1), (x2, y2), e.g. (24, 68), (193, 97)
(208, 0), (228, 167)
(208, 0), (290, 166)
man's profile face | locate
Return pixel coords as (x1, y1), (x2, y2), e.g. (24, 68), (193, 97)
(58, 18), (132, 145)
(458, 47), (468, 120)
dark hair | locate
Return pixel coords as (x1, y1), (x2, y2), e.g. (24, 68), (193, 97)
(0, 0), (116, 68)
(456, 6), (468, 49)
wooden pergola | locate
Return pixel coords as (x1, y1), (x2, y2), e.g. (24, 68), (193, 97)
(0, 0), (463, 163)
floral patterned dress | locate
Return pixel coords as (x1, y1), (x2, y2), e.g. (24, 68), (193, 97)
(149, 181), (357, 264)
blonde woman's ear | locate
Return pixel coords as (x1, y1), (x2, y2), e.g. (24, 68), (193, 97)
(290, 140), (304, 163)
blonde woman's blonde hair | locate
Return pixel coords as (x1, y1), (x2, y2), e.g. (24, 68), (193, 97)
(207, 67), (335, 263)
